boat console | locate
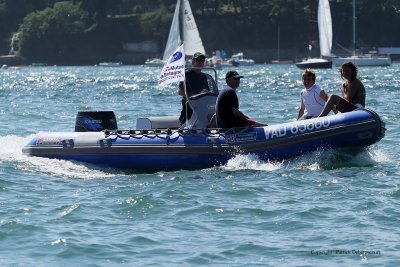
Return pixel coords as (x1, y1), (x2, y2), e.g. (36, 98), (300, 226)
(186, 92), (217, 129)
(135, 92), (217, 130)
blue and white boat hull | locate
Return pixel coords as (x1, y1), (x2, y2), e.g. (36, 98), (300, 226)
(22, 109), (385, 171)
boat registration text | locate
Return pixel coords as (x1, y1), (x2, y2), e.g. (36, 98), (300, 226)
(264, 118), (331, 140)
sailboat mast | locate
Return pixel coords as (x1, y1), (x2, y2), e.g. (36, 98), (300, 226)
(180, 0), (184, 49)
(353, 0), (356, 56)
(277, 26), (281, 60)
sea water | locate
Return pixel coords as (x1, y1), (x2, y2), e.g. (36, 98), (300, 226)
(0, 64), (399, 266)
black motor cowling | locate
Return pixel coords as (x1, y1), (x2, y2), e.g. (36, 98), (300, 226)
(75, 111), (118, 132)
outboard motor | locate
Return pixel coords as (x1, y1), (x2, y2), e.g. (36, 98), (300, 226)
(75, 111), (117, 132)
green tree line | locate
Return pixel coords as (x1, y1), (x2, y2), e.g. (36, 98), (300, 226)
(1, 0), (399, 64)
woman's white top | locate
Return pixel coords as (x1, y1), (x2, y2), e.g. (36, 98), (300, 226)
(300, 84), (326, 117)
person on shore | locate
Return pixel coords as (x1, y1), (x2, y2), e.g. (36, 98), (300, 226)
(319, 62), (365, 117)
(178, 52), (218, 124)
(297, 69), (328, 120)
(214, 70), (267, 128)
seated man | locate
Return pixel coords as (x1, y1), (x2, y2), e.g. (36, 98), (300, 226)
(215, 71), (267, 128)
(178, 52), (218, 124)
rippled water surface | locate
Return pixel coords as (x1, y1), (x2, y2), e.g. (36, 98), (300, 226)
(1, 64), (400, 266)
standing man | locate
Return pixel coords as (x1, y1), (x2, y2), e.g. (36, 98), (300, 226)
(179, 52), (218, 124)
(215, 70), (267, 128)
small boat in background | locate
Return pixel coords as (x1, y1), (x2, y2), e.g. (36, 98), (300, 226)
(331, 0), (391, 67)
(271, 59), (293, 64)
(206, 56), (223, 70)
(31, 62), (48, 67)
(206, 55), (232, 70)
(332, 54), (391, 67)
(98, 62), (122, 67)
(229, 52), (255, 67)
(144, 58), (164, 67)
(296, 58), (332, 69)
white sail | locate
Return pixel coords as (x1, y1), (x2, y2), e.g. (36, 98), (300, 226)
(318, 0), (332, 57)
(182, 0), (205, 56)
(295, 0), (332, 69)
(163, 0), (182, 61)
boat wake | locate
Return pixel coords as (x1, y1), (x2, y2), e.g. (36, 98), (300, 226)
(1, 135), (119, 179)
(221, 146), (388, 172)
(222, 154), (284, 171)
(305, 146), (389, 170)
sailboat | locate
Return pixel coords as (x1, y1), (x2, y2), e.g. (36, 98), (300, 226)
(145, 0), (205, 66)
(332, 0), (391, 67)
(296, 0), (332, 69)
(228, 52), (255, 67)
(271, 26), (293, 64)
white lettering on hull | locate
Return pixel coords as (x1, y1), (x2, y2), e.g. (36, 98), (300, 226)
(265, 118), (331, 140)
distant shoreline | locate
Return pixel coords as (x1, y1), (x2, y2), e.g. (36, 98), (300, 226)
(2, 53), (399, 67)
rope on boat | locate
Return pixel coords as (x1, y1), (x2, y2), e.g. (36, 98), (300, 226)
(102, 127), (247, 139)
(60, 126), (254, 148)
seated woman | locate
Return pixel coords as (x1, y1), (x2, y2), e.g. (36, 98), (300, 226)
(297, 69), (328, 120)
(319, 62), (365, 117)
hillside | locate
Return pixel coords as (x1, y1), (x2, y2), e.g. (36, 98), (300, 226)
(0, 0), (399, 64)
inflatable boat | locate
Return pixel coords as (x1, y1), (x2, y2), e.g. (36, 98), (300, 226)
(22, 67), (385, 171)
(22, 104), (385, 172)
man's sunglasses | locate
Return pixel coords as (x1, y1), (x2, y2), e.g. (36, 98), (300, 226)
(194, 58), (205, 62)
